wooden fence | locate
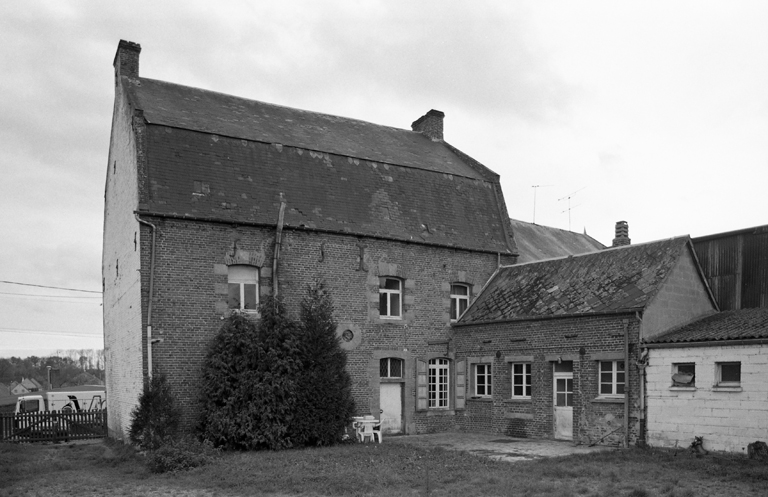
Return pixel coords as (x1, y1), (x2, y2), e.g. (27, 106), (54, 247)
(0, 410), (107, 443)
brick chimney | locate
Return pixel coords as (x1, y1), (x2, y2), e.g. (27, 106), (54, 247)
(411, 109), (444, 141)
(612, 221), (631, 247)
(113, 40), (141, 81)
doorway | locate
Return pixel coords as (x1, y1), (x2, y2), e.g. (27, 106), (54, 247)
(553, 361), (573, 440)
(379, 383), (403, 434)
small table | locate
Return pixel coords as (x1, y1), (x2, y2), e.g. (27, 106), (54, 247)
(352, 416), (381, 443)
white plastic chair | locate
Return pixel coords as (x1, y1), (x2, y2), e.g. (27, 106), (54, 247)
(371, 423), (382, 443)
(360, 421), (376, 443)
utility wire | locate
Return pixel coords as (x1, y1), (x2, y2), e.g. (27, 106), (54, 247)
(0, 327), (101, 338)
(0, 291), (102, 299)
(0, 280), (102, 294)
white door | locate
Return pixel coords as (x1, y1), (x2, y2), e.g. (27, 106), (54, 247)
(379, 383), (402, 434)
(553, 362), (574, 440)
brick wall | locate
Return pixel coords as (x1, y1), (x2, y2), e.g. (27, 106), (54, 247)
(642, 249), (716, 340)
(452, 315), (643, 446)
(102, 83), (145, 441)
(134, 216), (511, 434)
(646, 344), (768, 453)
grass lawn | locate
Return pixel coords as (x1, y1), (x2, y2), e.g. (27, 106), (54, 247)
(1, 438), (766, 496)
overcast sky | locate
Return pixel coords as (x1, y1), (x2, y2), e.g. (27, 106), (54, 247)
(1, 1), (766, 358)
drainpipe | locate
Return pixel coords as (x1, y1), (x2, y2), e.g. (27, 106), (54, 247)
(272, 200), (286, 300)
(623, 318), (629, 448)
(135, 214), (157, 380)
(635, 311), (647, 445)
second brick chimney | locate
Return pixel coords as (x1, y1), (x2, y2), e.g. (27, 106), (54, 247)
(411, 109), (444, 141)
(612, 221), (631, 247)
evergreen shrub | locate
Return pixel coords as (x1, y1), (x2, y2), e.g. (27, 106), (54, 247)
(198, 284), (355, 450)
(128, 373), (181, 451)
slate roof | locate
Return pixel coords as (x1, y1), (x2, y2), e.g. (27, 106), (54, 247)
(646, 308), (768, 344)
(123, 77), (515, 254)
(510, 219), (605, 263)
(458, 237), (691, 324)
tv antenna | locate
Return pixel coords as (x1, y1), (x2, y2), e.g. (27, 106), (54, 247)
(558, 186), (586, 231)
(531, 184), (553, 224)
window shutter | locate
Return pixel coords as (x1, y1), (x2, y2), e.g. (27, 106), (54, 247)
(455, 359), (466, 410)
(416, 359), (427, 410)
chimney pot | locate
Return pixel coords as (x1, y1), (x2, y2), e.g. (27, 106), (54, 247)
(612, 220), (631, 247)
(114, 40), (141, 81)
(411, 109), (444, 141)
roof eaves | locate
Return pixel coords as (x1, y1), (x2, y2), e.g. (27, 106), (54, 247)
(453, 308), (641, 328)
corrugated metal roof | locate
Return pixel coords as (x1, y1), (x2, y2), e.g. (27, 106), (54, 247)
(509, 218), (605, 263)
(646, 308), (768, 344)
(458, 237), (690, 324)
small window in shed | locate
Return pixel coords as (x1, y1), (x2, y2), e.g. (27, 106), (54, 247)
(672, 363), (695, 387)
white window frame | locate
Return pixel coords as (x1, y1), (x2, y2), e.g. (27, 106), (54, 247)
(428, 358), (450, 408)
(598, 360), (625, 397)
(450, 283), (470, 322)
(511, 363), (532, 399)
(227, 265), (259, 312)
(716, 362), (741, 387)
(473, 363), (492, 398)
(672, 362), (696, 388)
(379, 277), (402, 319)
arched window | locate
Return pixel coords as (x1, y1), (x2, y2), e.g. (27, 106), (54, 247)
(450, 284), (470, 321)
(227, 265), (259, 311)
(380, 358), (403, 378)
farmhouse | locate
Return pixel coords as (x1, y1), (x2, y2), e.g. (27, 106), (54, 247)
(103, 40), (520, 439)
(451, 233), (717, 445)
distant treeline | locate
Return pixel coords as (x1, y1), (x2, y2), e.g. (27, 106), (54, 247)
(0, 349), (105, 390)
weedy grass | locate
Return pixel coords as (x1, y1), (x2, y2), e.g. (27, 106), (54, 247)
(1, 440), (766, 496)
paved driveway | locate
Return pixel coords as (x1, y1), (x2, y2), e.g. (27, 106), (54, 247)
(386, 432), (614, 463)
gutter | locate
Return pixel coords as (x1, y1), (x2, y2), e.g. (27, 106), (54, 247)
(135, 214), (161, 380)
(453, 309), (639, 328)
(642, 337), (768, 349)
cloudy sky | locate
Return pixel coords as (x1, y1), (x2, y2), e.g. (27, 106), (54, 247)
(1, 1), (766, 357)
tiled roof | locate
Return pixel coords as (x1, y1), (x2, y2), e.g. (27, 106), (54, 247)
(510, 219), (605, 263)
(128, 78), (488, 180)
(124, 77), (515, 254)
(646, 308), (768, 344)
(459, 237), (690, 324)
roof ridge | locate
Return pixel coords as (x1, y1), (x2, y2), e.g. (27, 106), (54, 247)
(136, 76), (420, 136)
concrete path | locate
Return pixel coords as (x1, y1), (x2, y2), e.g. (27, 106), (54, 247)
(386, 432), (614, 463)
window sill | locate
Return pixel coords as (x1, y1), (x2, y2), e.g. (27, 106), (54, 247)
(505, 398), (532, 404)
(380, 378), (404, 383)
(468, 397), (492, 402)
(712, 385), (742, 392)
(592, 397), (624, 404)
(425, 409), (455, 417)
(669, 386), (696, 392)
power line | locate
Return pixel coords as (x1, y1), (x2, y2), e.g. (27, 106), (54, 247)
(0, 291), (102, 299)
(0, 280), (102, 294)
(0, 327), (102, 338)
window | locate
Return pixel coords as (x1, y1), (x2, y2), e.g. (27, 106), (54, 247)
(428, 358), (450, 408)
(450, 284), (470, 321)
(599, 360), (625, 396)
(716, 362), (741, 386)
(380, 358), (403, 379)
(379, 277), (402, 319)
(511, 363), (532, 399)
(227, 265), (259, 311)
(472, 363), (492, 397)
(672, 363), (695, 387)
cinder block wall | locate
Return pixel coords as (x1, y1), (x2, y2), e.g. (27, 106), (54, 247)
(646, 344), (768, 453)
(138, 217), (510, 434)
(102, 87), (145, 441)
(453, 315), (643, 446)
